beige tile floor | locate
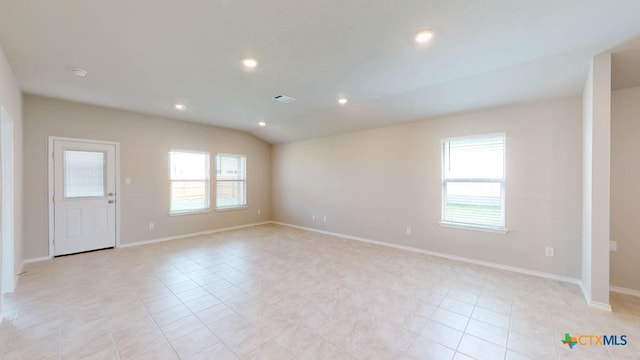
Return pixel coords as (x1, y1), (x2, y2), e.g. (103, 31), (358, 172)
(1, 224), (639, 359)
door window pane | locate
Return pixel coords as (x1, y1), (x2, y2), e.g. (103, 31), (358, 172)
(64, 150), (106, 198)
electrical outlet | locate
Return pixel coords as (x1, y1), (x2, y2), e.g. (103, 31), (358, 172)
(125, 177), (132, 185)
(257, 209), (261, 216)
(545, 247), (554, 257)
(149, 222), (155, 230)
(406, 227), (412, 235)
(312, 214), (316, 221)
(610, 241), (617, 252)
(323, 216), (327, 222)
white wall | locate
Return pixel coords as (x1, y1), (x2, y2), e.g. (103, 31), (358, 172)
(611, 86), (640, 292)
(0, 43), (23, 292)
(273, 98), (583, 278)
(581, 53), (611, 307)
(23, 95), (271, 259)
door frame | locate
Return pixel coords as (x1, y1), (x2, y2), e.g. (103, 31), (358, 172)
(1, 106), (15, 294)
(48, 136), (121, 257)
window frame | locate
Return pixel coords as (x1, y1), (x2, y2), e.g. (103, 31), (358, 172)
(440, 133), (507, 234)
(168, 149), (211, 216)
(215, 153), (248, 211)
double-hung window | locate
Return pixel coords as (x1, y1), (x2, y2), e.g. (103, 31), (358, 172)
(216, 154), (247, 210)
(441, 133), (506, 232)
(169, 150), (210, 214)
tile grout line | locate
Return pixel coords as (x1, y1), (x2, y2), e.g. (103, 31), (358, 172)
(8, 226), (640, 359)
(130, 270), (183, 359)
(102, 307), (123, 360)
(150, 266), (207, 359)
(165, 260), (258, 359)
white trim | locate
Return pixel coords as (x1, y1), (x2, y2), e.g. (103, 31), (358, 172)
(216, 152), (247, 158)
(272, 222), (581, 285)
(115, 144), (121, 248)
(439, 221), (508, 234)
(578, 280), (612, 311)
(580, 281), (591, 303)
(170, 149), (211, 156)
(169, 209), (212, 217)
(47, 136), (122, 145)
(216, 205), (249, 212)
(440, 132), (507, 143)
(48, 137), (121, 256)
(589, 301), (612, 312)
(14, 259), (22, 286)
(118, 221), (271, 248)
(22, 256), (52, 265)
(0, 106), (16, 294)
(610, 286), (640, 298)
(21, 221), (271, 264)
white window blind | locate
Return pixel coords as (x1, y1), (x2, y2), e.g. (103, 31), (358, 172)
(442, 134), (506, 230)
(216, 154), (247, 209)
(169, 150), (210, 214)
(64, 150), (106, 198)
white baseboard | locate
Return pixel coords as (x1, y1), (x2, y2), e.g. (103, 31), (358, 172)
(578, 281), (613, 311)
(272, 221), (581, 285)
(22, 256), (52, 265)
(20, 256), (53, 283)
(610, 285), (640, 298)
(118, 221), (272, 248)
(589, 301), (613, 311)
(20, 222), (272, 263)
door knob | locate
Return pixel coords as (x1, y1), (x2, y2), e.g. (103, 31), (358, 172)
(108, 193), (114, 196)
(108, 200), (115, 204)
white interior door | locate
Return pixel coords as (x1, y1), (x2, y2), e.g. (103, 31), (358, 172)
(53, 140), (116, 256)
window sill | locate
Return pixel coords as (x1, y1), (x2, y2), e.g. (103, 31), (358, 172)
(439, 221), (509, 234)
(169, 209), (211, 217)
(216, 205), (248, 212)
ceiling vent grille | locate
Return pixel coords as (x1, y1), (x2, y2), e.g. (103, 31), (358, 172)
(272, 94), (296, 103)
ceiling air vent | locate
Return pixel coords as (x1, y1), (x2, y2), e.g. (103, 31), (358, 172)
(272, 94), (296, 103)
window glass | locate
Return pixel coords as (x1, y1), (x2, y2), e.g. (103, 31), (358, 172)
(216, 154), (247, 209)
(442, 134), (506, 230)
(64, 150), (105, 198)
(169, 151), (210, 213)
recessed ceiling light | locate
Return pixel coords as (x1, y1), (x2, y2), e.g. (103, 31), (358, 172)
(174, 104), (186, 110)
(258, 121), (267, 127)
(242, 58), (258, 68)
(71, 68), (88, 77)
(414, 30), (434, 44)
(338, 97), (348, 105)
